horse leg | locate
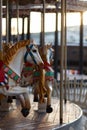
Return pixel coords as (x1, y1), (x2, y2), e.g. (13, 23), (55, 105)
(0, 94), (6, 105)
(18, 94), (25, 108)
(34, 86), (46, 103)
(33, 86), (39, 102)
(21, 93), (31, 117)
(23, 93), (31, 110)
(46, 83), (53, 113)
(18, 94), (29, 117)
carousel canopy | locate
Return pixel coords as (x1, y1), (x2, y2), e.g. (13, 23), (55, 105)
(2, 0), (87, 17)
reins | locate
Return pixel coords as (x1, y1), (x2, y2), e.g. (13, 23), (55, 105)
(24, 44), (37, 64)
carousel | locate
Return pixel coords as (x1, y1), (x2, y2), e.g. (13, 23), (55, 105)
(0, 0), (86, 130)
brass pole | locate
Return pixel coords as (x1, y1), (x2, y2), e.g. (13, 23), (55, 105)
(60, 0), (65, 124)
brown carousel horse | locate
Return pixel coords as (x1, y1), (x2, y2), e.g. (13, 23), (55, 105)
(33, 44), (54, 113)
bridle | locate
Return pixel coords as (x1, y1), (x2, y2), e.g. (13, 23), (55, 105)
(24, 44), (37, 65)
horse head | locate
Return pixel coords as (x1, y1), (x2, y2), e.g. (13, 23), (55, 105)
(24, 40), (43, 66)
(39, 43), (54, 65)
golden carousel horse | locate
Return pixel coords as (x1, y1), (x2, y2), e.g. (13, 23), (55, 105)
(33, 44), (54, 113)
(0, 40), (43, 117)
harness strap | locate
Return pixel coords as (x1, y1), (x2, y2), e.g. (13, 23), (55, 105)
(43, 61), (51, 71)
(3, 64), (21, 83)
(0, 73), (8, 86)
(33, 70), (54, 82)
(33, 61), (54, 83)
(24, 44), (37, 64)
(24, 51), (28, 63)
(21, 62), (34, 77)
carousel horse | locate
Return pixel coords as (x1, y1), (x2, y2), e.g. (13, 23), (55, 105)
(0, 40), (43, 117)
(1, 42), (16, 103)
(33, 44), (54, 113)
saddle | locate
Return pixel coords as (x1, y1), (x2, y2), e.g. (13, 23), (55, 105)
(0, 60), (8, 86)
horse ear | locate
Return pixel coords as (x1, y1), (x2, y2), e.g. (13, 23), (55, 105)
(8, 42), (13, 48)
(50, 43), (53, 48)
(30, 39), (34, 44)
(47, 43), (52, 49)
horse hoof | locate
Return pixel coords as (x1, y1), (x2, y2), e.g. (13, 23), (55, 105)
(12, 96), (16, 99)
(21, 108), (29, 117)
(7, 98), (13, 103)
(46, 105), (53, 113)
(44, 94), (47, 97)
(33, 97), (39, 102)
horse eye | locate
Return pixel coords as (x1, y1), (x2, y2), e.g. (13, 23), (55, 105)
(32, 49), (37, 53)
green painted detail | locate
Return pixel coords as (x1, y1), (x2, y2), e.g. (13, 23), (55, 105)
(23, 67), (33, 71)
(34, 71), (54, 77)
(46, 71), (54, 77)
(34, 71), (40, 76)
(8, 69), (12, 75)
(14, 75), (19, 80)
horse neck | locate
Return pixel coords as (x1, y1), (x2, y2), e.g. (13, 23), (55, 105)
(43, 51), (54, 72)
(43, 49), (51, 65)
(39, 68), (47, 100)
(9, 47), (26, 76)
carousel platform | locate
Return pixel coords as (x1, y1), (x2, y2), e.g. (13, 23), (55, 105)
(0, 94), (83, 130)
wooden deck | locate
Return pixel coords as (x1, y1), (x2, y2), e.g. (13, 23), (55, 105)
(0, 95), (82, 130)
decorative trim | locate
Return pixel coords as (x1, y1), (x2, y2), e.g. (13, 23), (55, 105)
(3, 64), (21, 83)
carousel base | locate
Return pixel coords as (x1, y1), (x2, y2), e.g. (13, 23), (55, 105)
(0, 94), (83, 130)
(0, 98), (17, 111)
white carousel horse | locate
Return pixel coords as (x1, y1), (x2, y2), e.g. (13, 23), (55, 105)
(33, 44), (54, 113)
(0, 40), (43, 117)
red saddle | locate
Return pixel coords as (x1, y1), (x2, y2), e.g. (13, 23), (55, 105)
(0, 60), (8, 88)
(0, 60), (5, 82)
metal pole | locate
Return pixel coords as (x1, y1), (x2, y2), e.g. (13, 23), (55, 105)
(6, 0), (9, 43)
(60, 0), (65, 124)
(54, 2), (58, 79)
(8, 2), (12, 42)
(41, 0), (45, 46)
(16, 0), (19, 41)
(27, 13), (30, 39)
(40, 13), (43, 45)
(0, 0), (2, 50)
(43, 0), (45, 45)
(22, 16), (24, 40)
(79, 12), (83, 74)
(64, 0), (67, 104)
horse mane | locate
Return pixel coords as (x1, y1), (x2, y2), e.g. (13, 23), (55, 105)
(39, 45), (48, 62)
(3, 40), (30, 65)
(2, 42), (13, 55)
(39, 44), (52, 62)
